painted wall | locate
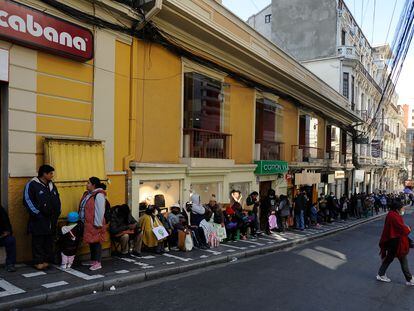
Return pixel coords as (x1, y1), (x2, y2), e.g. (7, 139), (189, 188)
(227, 78), (255, 164)
(135, 41), (182, 164)
(302, 58), (341, 93)
(280, 98), (298, 162)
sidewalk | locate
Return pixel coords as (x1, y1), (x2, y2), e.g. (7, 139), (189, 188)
(0, 213), (387, 310)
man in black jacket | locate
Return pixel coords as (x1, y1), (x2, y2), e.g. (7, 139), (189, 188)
(109, 204), (141, 257)
(23, 165), (61, 270)
(0, 206), (16, 272)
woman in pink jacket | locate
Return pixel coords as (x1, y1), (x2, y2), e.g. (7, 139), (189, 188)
(79, 177), (107, 271)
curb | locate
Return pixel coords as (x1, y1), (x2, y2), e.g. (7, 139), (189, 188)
(0, 213), (386, 310)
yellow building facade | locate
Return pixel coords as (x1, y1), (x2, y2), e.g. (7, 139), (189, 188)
(0, 0), (360, 261)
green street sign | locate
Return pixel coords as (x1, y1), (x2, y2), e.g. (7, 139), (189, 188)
(254, 160), (289, 175)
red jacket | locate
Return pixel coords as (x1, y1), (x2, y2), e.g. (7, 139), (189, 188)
(379, 210), (411, 259)
(80, 190), (107, 244)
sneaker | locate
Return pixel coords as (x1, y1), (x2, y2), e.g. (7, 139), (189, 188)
(406, 278), (414, 286)
(164, 247), (170, 253)
(376, 275), (391, 283)
(67, 263), (72, 269)
(82, 260), (95, 266)
(89, 262), (102, 271)
(170, 247), (180, 252)
(60, 264), (67, 269)
(5, 264), (16, 272)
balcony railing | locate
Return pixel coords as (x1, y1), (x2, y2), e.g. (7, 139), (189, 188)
(337, 46), (359, 60)
(256, 140), (284, 161)
(327, 149), (341, 163)
(183, 128), (231, 159)
(291, 145), (324, 162)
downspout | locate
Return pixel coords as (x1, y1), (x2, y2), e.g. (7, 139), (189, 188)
(124, 0), (163, 207)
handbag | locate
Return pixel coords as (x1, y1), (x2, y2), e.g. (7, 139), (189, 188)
(208, 232), (220, 248)
(226, 222), (238, 230)
(184, 232), (193, 251)
(151, 218), (169, 241)
(268, 214), (278, 230)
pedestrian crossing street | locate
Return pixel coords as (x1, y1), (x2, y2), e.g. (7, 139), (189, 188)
(0, 218), (377, 300)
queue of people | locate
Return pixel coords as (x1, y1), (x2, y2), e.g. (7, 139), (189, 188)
(0, 164), (410, 274)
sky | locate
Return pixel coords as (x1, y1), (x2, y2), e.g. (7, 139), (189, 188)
(222, 0), (413, 104)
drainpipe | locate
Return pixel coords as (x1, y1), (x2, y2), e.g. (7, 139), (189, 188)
(123, 0), (162, 208)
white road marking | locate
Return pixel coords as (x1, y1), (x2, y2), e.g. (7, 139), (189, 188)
(22, 271), (46, 278)
(200, 255), (209, 259)
(202, 249), (222, 255)
(55, 266), (104, 280)
(220, 244), (247, 250)
(129, 254), (155, 260)
(116, 257), (153, 269)
(0, 280), (25, 297)
(165, 262), (176, 265)
(226, 249), (236, 253)
(42, 281), (68, 289)
(115, 270), (130, 274)
(162, 253), (193, 262)
(239, 240), (265, 246)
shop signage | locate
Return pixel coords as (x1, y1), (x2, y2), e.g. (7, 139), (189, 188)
(0, 0), (93, 61)
(295, 171), (321, 185)
(0, 48), (8, 82)
(328, 174), (335, 184)
(354, 170), (365, 183)
(254, 160), (289, 175)
(334, 171), (345, 179)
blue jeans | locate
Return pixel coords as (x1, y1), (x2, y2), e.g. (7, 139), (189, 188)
(295, 210), (305, 230)
(0, 235), (16, 265)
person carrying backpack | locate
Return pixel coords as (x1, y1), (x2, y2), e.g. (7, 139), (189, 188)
(78, 177), (107, 271)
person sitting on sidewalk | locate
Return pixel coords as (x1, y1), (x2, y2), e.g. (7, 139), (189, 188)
(377, 199), (414, 285)
(167, 204), (184, 250)
(0, 205), (16, 272)
(110, 204), (142, 257)
(138, 205), (166, 254)
(58, 212), (82, 269)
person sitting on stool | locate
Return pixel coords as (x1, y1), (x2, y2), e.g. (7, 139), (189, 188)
(110, 204), (142, 257)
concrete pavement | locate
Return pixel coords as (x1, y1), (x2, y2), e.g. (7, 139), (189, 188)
(0, 213), (389, 310)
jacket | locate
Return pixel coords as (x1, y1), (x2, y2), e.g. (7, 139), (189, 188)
(79, 189), (107, 244)
(0, 206), (12, 235)
(23, 177), (61, 235)
(109, 206), (138, 235)
(294, 194), (307, 212)
(379, 210), (411, 259)
(58, 222), (83, 256)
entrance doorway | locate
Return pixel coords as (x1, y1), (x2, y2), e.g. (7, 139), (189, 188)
(259, 181), (272, 199)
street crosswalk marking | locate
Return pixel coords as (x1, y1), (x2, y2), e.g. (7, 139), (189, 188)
(22, 271), (47, 278)
(55, 266), (104, 280)
(115, 270), (130, 274)
(220, 244), (247, 250)
(0, 279), (26, 297)
(163, 253), (193, 262)
(42, 281), (68, 288)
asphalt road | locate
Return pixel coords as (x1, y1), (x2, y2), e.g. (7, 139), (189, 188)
(30, 213), (414, 311)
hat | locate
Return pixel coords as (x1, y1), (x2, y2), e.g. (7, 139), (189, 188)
(67, 211), (79, 223)
(171, 203), (180, 210)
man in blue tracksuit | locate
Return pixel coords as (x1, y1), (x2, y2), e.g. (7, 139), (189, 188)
(23, 165), (61, 270)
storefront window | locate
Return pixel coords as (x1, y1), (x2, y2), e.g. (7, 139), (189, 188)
(139, 180), (180, 209)
(190, 182), (220, 205)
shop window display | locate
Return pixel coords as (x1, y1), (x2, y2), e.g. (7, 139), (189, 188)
(139, 180), (180, 209)
(190, 183), (220, 205)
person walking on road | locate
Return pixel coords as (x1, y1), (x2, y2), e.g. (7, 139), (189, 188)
(79, 177), (107, 271)
(376, 199), (414, 285)
(23, 165), (61, 270)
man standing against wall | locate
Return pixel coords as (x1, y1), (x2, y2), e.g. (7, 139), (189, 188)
(23, 165), (61, 270)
